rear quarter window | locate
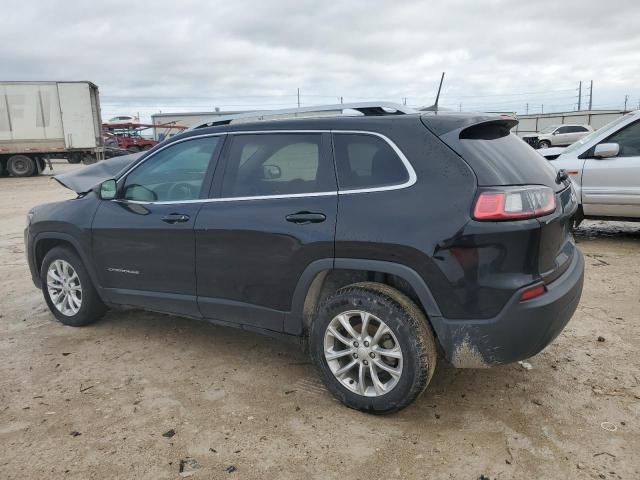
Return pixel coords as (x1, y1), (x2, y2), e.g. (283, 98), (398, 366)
(333, 133), (409, 190)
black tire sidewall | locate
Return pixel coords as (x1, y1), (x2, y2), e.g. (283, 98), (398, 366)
(7, 155), (35, 177)
(41, 247), (104, 326)
(310, 287), (432, 413)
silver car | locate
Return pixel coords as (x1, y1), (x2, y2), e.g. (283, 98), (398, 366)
(524, 124), (593, 149)
(539, 111), (640, 223)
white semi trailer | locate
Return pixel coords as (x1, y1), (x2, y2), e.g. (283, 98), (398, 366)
(0, 81), (103, 177)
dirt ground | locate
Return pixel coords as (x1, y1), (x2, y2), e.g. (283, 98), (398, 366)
(1, 161), (639, 480)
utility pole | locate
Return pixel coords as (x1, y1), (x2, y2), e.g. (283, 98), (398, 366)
(402, 97), (407, 105)
(541, 104), (544, 114)
(526, 103), (529, 114)
(577, 81), (582, 111)
(588, 80), (593, 110)
(459, 103), (462, 112)
(624, 94), (629, 111)
(297, 88), (300, 108)
(340, 96), (343, 104)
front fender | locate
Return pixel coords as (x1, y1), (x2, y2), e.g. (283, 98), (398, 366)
(31, 232), (107, 303)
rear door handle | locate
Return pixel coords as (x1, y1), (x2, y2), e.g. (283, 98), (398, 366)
(161, 213), (190, 224)
(285, 212), (326, 224)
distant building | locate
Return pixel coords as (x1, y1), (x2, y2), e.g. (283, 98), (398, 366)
(513, 109), (626, 136)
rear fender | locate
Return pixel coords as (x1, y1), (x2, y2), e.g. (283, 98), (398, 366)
(286, 258), (443, 335)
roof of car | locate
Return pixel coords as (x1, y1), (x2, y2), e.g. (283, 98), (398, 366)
(175, 111), (516, 141)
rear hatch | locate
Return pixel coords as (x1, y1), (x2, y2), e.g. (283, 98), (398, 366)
(421, 114), (577, 283)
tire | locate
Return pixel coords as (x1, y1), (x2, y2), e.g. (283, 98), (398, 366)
(310, 282), (437, 414)
(127, 145), (140, 153)
(41, 246), (107, 327)
(67, 156), (82, 164)
(7, 154), (36, 177)
(538, 140), (551, 149)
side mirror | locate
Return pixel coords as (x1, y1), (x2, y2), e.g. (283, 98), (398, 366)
(263, 164), (282, 180)
(99, 179), (117, 200)
(552, 130), (558, 135)
(594, 143), (620, 159)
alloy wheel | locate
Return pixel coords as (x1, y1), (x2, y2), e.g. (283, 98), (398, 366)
(47, 259), (83, 316)
(323, 310), (403, 397)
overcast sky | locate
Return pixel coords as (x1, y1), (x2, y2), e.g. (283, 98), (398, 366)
(2, 0), (639, 120)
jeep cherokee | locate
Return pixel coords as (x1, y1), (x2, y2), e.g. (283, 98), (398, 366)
(25, 104), (584, 413)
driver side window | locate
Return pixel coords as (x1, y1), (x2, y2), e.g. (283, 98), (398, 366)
(123, 136), (220, 202)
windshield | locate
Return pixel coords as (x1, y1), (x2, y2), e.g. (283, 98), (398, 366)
(562, 113), (633, 155)
(540, 125), (559, 134)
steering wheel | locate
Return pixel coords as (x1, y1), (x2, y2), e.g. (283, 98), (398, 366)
(167, 182), (197, 201)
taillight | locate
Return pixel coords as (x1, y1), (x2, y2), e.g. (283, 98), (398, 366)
(473, 186), (556, 221)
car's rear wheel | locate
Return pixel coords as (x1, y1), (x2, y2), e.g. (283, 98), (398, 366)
(127, 145), (140, 153)
(310, 282), (437, 414)
(538, 140), (551, 149)
(41, 246), (107, 326)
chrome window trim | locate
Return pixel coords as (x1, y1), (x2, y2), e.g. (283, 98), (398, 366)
(115, 129), (417, 205)
(330, 130), (417, 195)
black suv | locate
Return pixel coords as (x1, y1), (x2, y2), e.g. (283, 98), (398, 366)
(25, 107), (584, 413)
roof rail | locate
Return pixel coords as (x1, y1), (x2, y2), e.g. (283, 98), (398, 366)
(191, 102), (416, 130)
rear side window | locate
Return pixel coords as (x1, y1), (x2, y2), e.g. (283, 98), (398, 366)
(333, 133), (409, 190)
(222, 133), (335, 197)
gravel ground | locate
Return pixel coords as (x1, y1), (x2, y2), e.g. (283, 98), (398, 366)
(1, 162), (639, 479)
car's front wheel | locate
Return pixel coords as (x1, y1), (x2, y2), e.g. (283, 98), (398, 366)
(538, 140), (551, 149)
(310, 282), (437, 414)
(41, 246), (107, 326)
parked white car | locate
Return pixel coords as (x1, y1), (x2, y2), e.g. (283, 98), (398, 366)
(523, 124), (593, 149)
(105, 115), (138, 124)
(538, 111), (640, 224)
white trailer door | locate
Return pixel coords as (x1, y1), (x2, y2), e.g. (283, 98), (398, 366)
(58, 82), (97, 149)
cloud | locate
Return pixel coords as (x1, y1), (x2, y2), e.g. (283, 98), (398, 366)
(1, 0), (638, 118)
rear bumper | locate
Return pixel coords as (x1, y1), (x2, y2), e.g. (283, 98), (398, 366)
(432, 249), (584, 367)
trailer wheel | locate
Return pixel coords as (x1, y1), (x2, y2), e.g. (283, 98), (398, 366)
(67, 156), (82, 164)
(7, 155), (36, 177)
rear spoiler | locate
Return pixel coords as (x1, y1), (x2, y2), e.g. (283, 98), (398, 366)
(420, 113), (518, 137)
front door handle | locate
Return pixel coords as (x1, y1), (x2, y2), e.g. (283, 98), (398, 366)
(285, 212), (326, 224)
(161, 213), (190, 224)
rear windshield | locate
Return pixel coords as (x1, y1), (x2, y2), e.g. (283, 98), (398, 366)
(444, 122), (561, 191)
